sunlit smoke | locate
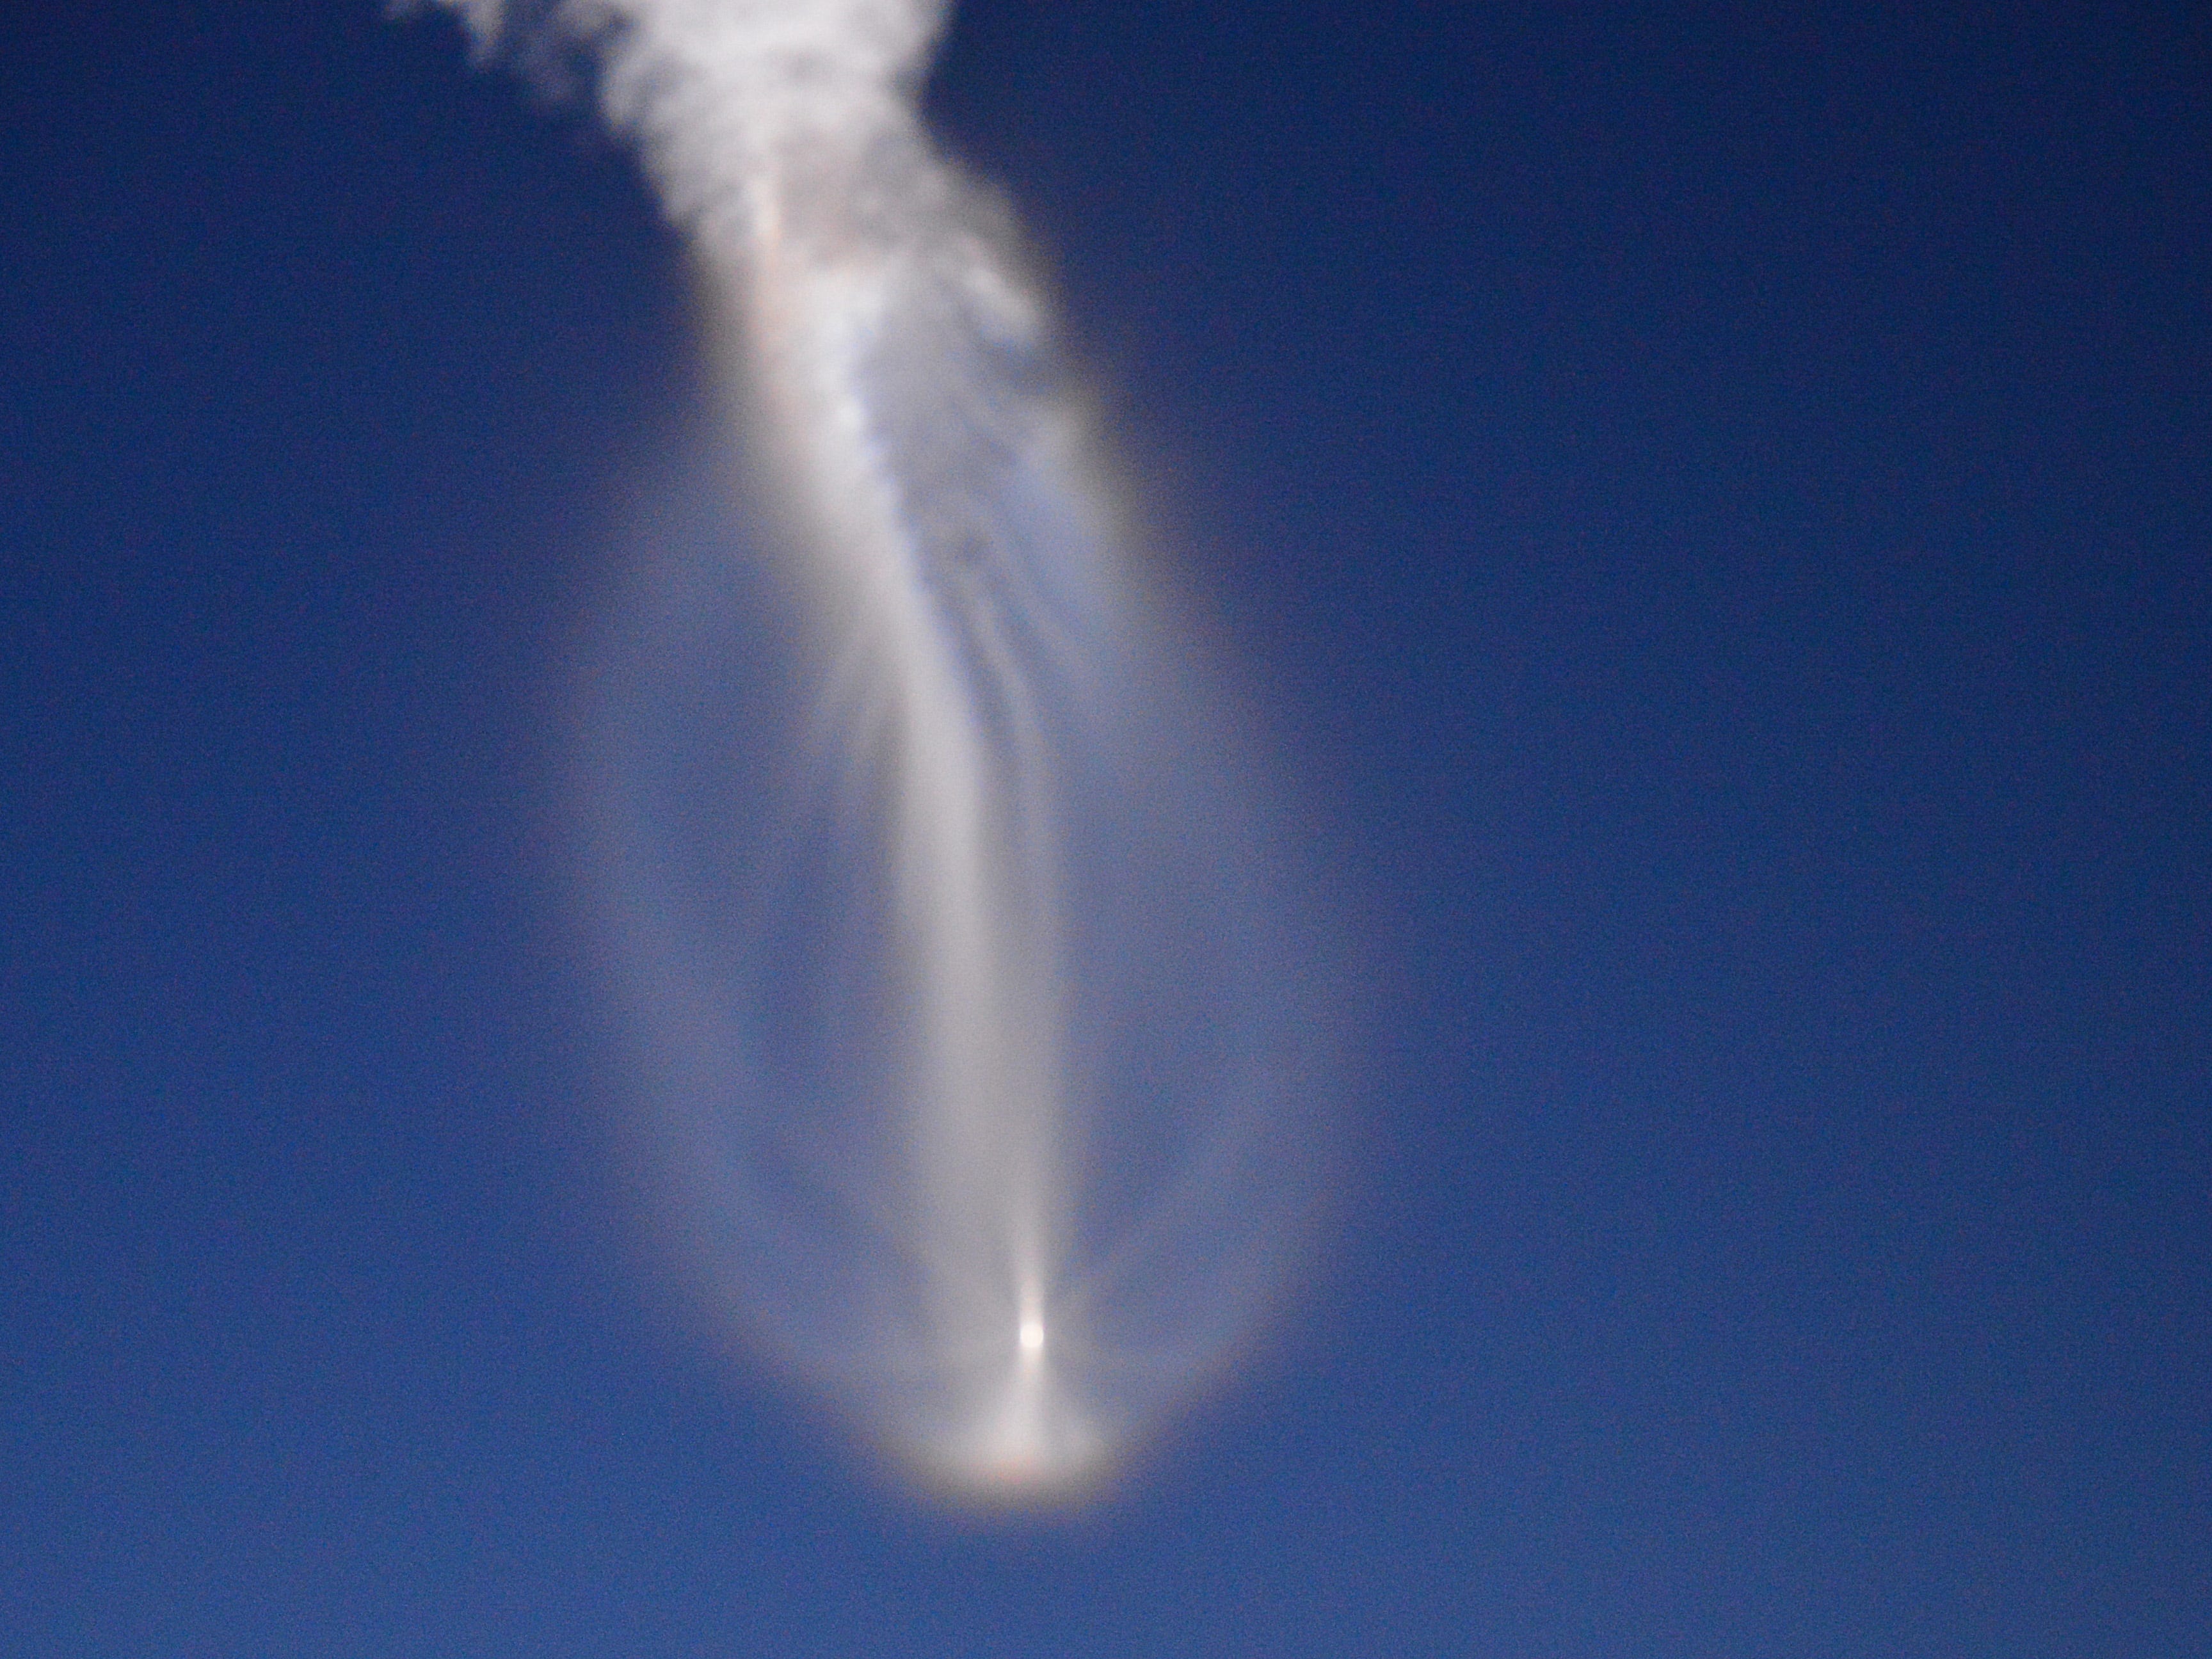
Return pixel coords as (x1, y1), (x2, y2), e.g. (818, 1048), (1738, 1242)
(435, 0), (1333, 1500)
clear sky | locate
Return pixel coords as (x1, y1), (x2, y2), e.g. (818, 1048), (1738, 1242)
(4, 2), (2208, 1654)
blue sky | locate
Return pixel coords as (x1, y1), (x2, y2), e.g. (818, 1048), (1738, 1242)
(4, 3), (2208, 1654)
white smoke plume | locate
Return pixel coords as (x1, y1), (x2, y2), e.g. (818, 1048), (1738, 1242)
(435, 0), (1333, 1500)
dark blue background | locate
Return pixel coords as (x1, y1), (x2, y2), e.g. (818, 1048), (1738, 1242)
(4, 3), (2207, 1653)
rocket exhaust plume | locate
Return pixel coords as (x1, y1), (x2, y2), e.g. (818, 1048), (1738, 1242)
(435, 0), (1334, 1500)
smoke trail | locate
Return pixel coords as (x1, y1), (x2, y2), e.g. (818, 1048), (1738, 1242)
(439, 0), (1332, 1498)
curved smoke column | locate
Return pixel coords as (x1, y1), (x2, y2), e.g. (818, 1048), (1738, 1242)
(440, 0), (1334, 1498)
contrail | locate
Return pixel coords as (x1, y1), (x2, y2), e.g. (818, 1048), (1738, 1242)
(434, 0), (1332, 1500)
